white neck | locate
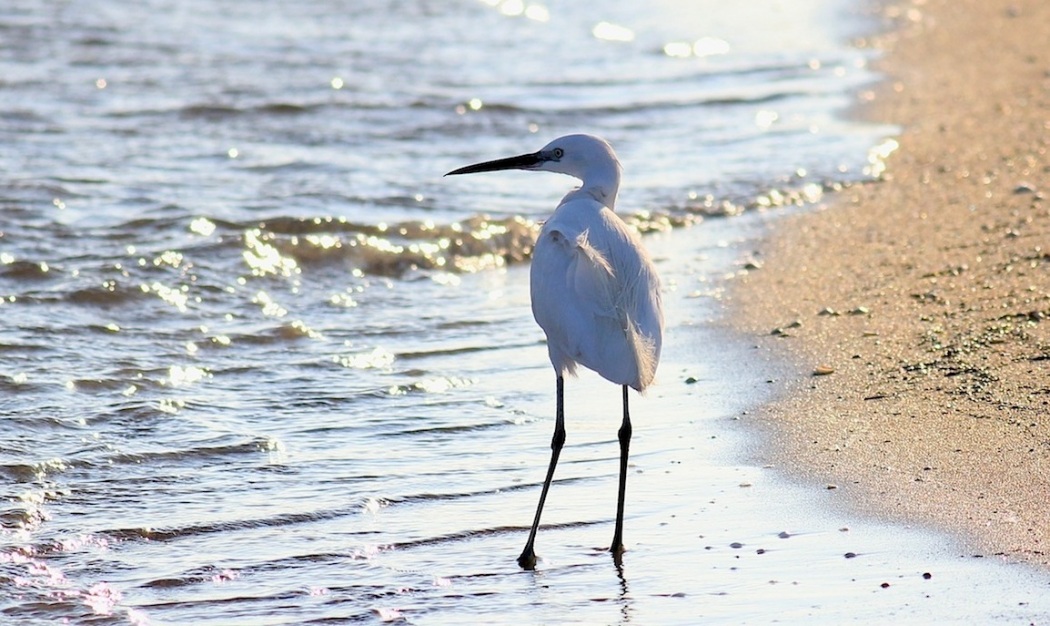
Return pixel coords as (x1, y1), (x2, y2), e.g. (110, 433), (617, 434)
(579, 163), (621, 209)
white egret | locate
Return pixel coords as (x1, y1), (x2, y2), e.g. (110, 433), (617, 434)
(446, 134), (663, 569)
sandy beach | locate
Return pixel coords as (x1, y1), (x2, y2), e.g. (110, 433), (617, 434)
(728, 0), (1050, 565)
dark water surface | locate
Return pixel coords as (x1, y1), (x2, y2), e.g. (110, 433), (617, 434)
(3, 0), (1049, 623)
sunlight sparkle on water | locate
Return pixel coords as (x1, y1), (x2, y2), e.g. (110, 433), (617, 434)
(82, 581), (122, 616)
(144, 282), (189, 312)
(166, 365), (210, 387)
(329, 291), (358, 308)
(361, 497), (386, 516)
(286, 319), (322, 339)
(488, 0), (549, 22)
(374, 607), (403, 622)
(755, 110), (779, 128)
(430, 272), (461, 286)
(190, 217), (216, 236)
(158, 398), (186, 414)
(243, 229), (299, 277)
(454, 252), (504, 273)
(305, 233), (342, 250)
(693, 36), (730, 56)
(524, 4), (549, 21)
(358, 234), (403, 256)
(210, 569), (240, 584)
(411, 376), (473, 394)
(455, 98), (484, 115)
(154, 250), (184, 268)
(334, 346), (395, 370)
(664, 37), (731, 58)
(253, 290), (288, 317)
(663, 41), (693, 58)
(592, 21), (634, 42)
(864, 138), (900, 178)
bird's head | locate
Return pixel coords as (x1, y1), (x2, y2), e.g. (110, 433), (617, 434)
(445, 134), (622, 197)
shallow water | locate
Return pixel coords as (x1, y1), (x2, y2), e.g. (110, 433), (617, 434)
(2, 0), (1049, 623)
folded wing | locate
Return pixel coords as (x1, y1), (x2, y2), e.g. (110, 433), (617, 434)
(530, 197), (662, 391)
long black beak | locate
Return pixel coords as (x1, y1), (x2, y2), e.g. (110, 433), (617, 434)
(445, 151), (544, 176)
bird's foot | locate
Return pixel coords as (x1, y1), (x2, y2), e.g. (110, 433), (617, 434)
(517, 547), (537, 570)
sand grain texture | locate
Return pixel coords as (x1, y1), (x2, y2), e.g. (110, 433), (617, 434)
(729, 0), (1050, 564)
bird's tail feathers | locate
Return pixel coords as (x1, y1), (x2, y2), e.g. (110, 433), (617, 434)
(626, 316), (659, 392)
(572, 229), (658, 391)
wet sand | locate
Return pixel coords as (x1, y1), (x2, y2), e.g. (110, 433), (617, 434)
(727, 0), (1050, 565)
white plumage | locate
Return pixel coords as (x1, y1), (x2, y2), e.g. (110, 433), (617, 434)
(530, 191), (661, 391)
(446, 133), (663, 569)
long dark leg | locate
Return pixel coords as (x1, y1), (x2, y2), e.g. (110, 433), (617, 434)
(518, 375), (566, 569)
(611, 385), (631, 556)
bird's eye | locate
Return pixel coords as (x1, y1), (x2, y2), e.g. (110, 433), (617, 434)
(552, 148), (564, 159)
